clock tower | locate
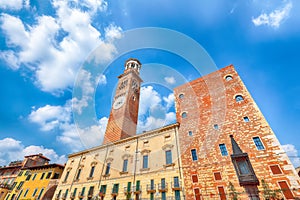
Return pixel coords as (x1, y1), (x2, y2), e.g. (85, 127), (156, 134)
(103, 58), (142, 144)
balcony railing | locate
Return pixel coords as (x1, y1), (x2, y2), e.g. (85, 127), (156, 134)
(146, 184), (156, 193)
(70, 194), (75, 199)
(158, 183), (168, 192)
(133, 185), (142, 194)
(171, 182), (182, 191)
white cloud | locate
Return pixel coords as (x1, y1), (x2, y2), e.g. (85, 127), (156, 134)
(282, 144), (300, 167)
(164, 76), (176, 85)
(0, 138), (66, 166)
(163, 93), (175, 110)
(137, 86), (176, 133)
(29, 99), (108, 151)
(252, 2), (292, 28)
(28, 104), (70, 131)
(0, 0), (23, 10)
(0, 0), (120, 93)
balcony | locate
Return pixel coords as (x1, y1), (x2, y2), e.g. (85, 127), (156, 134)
(146, 184), (156, 193)
(111, 190), (118, 196)
(133, 185), (142, 194)
(99, 192), (105, 197)
(70, 194), (75, 199)
(158, 183), (168, 192)
(123, 186), (132, 194)
(171, 182), (182, 191)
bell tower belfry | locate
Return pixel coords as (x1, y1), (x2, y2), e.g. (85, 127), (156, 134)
(103, 58), (142, 144)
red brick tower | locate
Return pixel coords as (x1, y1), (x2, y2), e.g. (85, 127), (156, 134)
(103, 58), (142, 144)
(174, 65), (300, 199)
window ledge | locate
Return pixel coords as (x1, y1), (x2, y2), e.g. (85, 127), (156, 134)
(102, 174), (110, 178)
(87, 177), (94, 180)
(163, 163), (175, 168)
(140, 168), (150, 172)
(119, 171), (128, 175)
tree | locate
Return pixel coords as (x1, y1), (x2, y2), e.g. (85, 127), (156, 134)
(228, 182), (239, 200)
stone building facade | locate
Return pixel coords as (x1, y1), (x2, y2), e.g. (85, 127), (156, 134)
(174, 65), (300, 199)
(53, 124), (183, 200)
(53, 59), (300, 200)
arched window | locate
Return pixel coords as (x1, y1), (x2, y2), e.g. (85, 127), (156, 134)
(225, 75), (233, 81)
(179, 94), (184, 99)
(235, 95), (244, 102)
(181, 112), (187, 118)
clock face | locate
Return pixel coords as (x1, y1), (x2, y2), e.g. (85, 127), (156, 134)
(113, 96), (125, 109)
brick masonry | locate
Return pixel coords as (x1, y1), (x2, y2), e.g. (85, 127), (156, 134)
(174, 65), (300, 199)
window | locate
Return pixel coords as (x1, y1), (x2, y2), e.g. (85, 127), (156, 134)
(150, 179), (155, 190)
(237, 161), (250, 174)
(122, 159), (128, 172)
(89, 166), (95, 178)
(191, 149), (198, 161)
(18, 171), (23, 176)
(235, 95), (244, 102)
(270, 165), (282, 175)
(57, 190), (62, 198)
(165, 150), (172, 165)
(243, 116), (250, 122)
(88, 186), (94, 196)
(214, 172), (222, 180)
(53, 173), (59, 179)
(214, 124), (219, 130)
(194, 188), (201, 200)
(16, 189), (23, 200)
(173, 176), (179, 187)
(112, 184), (119, 194)
(181, 112), (187, 118)
(192, 175), (198, 183)
(46, 172), (52, 179)
(76, 169), (81, 180)
(40, 173), (45, 180)
(179, 94), (184, 99)
(32, 188), (38, 197)
(64, 189), (68, 199)
(105, 163), (110, 175)
(72, 188), (77, 198)
(100, 185), (107, 194)
(253, 137), (265, 150)
(188, 131), (193, 136)
(25, 174), (31, 181)
(63, 171), (70, 182)
(217, 186), (226, 200)
(10, 182), (17, 190)
(32, 173), (37, 180)
(219, 144), (228, 156)
(16, 181), (24, 190)
(225, 75), (233, 81)
(24, 171), (30, 176)
(80, 187), (85, 196)
(161, 191), (166, 200)
(37, 188), (44, 200)
(143, 155), (149, 169)
(23, 189), (29, 197)
(278, 181), (294, 199)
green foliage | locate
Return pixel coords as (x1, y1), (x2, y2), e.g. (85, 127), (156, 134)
(228, 182), (239, 200)
(261, 179), (280, 200)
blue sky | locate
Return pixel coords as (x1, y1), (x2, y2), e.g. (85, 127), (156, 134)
(0, 0), (299, 167)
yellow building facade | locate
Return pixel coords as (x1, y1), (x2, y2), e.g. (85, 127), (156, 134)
(6, 164), (64, 200)
(53, 124), (184, 200)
